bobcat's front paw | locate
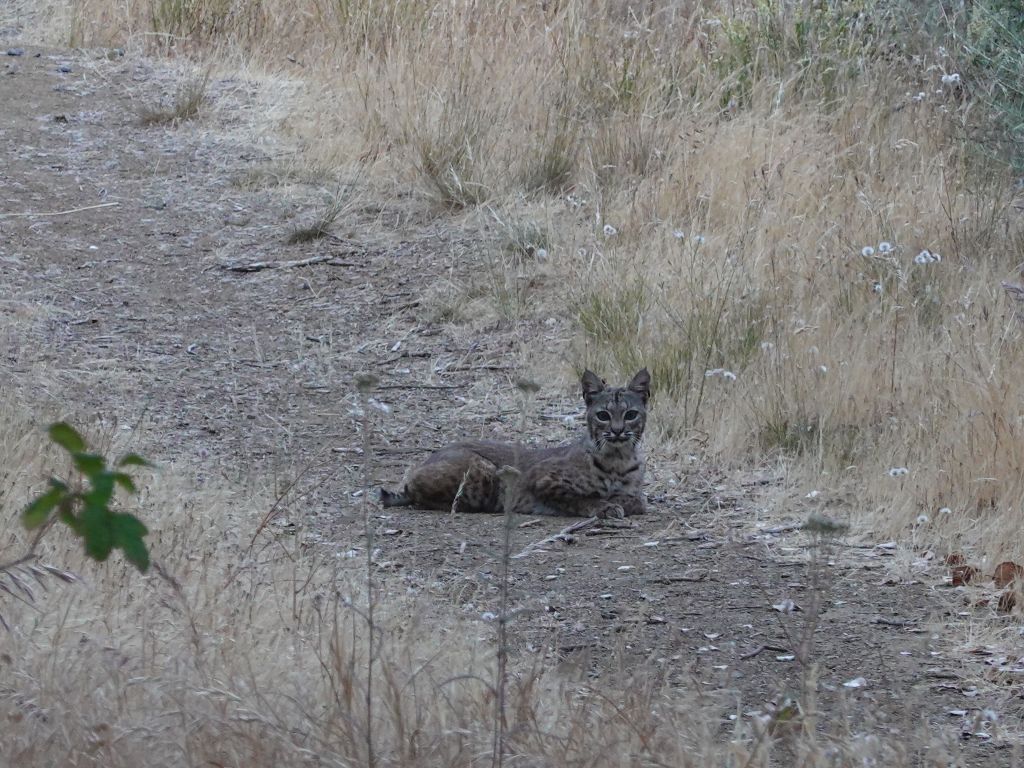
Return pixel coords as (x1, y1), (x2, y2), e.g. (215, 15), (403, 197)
(597, 503), (625, 520)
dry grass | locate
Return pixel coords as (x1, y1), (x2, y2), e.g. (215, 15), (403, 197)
(135, 0), (1023, 560)
(138, 68), (211, 126)
(287, 181), (361, 244)
(6, 0), (1024, 763)
(0, 406), (968, 767)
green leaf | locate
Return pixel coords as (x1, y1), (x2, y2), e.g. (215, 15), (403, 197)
(22, 485), (66, 529)
(49, 422), (85, 453)
(111, 513), (150, 573)
(85, 473), (115, 510)
(112, 472), (137, 494)
(59, 506), (82, 534)
(116, 453), (154, 468)
(80, 502), (114, 562)
(73, 452), (106, 477)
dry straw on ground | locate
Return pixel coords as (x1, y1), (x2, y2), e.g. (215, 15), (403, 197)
(0, 404), (953, 767)
(4, 0), (1024, 764)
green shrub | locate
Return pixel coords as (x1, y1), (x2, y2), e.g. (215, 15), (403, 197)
(21, 423), (152, 573)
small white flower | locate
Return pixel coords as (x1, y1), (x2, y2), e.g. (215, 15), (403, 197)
(932, 252), (942, 262)
(916, 514), (930, 524)
(817, 365), (828, 375)
(481, 611), (497, 622)
(843, 677), (868, 689)
(861, 245), (875, 257)
(941, 73), (961, 85)
(692, 234), (706, 245)
(704, 368), (737, 381)
(878, 241), (893, 253)
(912, 91), (927, 102)
(914, 249), (932, 264)
(760, 341), (775, 351)
(534, 247), (548, 261)
(672, 229), (686, 239)
(939, 507), (952, 515)
(806, 490), (820, 499)
(888, 467), (910, 477)
(872, 281), (883, 294)
(938, 46), (948, 58)
(603, 223), (618, 237)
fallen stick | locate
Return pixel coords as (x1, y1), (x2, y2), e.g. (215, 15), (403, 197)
(739, 644), (792, 661)
(0, 201), (120, 218)
(223, 254), (358, 272)
(512, 517), (597, 559)
(375, 383), (464, 391)
(648, 571), (708, 584)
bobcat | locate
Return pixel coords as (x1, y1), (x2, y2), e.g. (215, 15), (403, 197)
(380, 369), (650, 519)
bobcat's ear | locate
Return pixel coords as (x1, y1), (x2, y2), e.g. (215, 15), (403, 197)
(581, 369), (606, 405)
(628, 368), (651, 404)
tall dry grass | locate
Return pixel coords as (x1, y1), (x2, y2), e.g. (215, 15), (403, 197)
(6, 2), (1024, 762)
(1, 407), (945, 766)
(30, 0), (1024, 556)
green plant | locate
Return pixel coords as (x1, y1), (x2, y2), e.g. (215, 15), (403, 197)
(706, 0), (881, 109)
(962, 0), (1024, 169)
(19, 423), (152, 573)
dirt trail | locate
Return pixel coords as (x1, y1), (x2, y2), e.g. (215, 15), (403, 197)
(1, 46), (1019, 763)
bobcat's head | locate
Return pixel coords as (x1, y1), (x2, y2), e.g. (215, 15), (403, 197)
(581, 368), (650, 452)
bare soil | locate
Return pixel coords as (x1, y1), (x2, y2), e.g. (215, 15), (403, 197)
(2, 44), (1021, 764)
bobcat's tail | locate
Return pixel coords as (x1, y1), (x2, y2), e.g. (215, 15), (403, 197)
(379, 487), (411, 507)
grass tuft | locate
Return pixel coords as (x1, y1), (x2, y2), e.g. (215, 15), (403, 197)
(287, 183), (358, 244)
(139, 69), (212, 126)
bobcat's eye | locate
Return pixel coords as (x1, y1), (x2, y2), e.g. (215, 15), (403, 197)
(624, 410), (640, 421)
(595, 411), (611, 422)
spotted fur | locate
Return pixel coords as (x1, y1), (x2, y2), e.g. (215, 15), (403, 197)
(380, 369), (650, 519)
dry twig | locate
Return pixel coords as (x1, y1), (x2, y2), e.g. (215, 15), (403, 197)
(223, 254), (357, 272)
(512, 517), (597, 559)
